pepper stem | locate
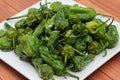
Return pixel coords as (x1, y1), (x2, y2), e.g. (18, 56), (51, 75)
(7, 14), (27, 20)
(65, 71), (79, 80)
(97, 16), (111, 28)
(73, 48), (86, 56)
(96, 13), (110, 17)
(106, 17), (114, 28)
(100, 39), (107, 57)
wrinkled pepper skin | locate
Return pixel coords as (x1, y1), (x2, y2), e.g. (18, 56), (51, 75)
(64, 30), (77, 44)
(39, 64), (54, 80)
(27, 8), (43, 22)
(48, 31), (60, 46)
(4, 22), (17, 38)
(39, 45), (65, 76)
(0, 30), (6, 37)
(19, 34), (39, 57)
(74, 39), (87, 52)
(32, 58), (54, 80)
(72, 22), (82, 34)
(33, 19), (46, 36)
(71, 54), (95, 72)
(83, 35), (93, 43)
(86, 21), (99, 34)
(45, 15), (55, 35)
(14, 45), (29, 60)
(50, 1), (62, 12)
(0, 37), (13, 51)
(54, 9), (69, 31)
(87, 41), (105, 54)
(102, 25), (119, 48)
(61, 44), (74, 64)
(70, 7), (96, 21)
(15, 19), (26, 28)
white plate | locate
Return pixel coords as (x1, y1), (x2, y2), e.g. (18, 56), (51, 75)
(0, 0), (120, 80)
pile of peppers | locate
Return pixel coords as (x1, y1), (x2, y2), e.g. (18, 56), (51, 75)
(0, 1), (119, 80)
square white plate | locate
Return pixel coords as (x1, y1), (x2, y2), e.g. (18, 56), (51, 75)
(0, 0), (120, 80)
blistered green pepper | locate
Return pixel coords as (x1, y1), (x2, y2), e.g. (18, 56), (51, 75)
(39, 64), (54, 80)
(4, 22), (17, 47)
(86, 21), (99, 34)
(48, 30), (60, 55)
(74, 39), (87, 52)
(64, 30), (77, 44)
(15, 19), (26, 28)
(0, 30), (6, 37)
(72, 22), (83, 34)
(27, 8), (43, 21)
(45, 15), (55, 34)
(83, 35), (93, 43)
(32, 58), (55, 80)
(50, 1), (62, 12)
(61, 44), (74, 64)
(33, 19), (46, 36)
(19, 34), (39, 57)
(14, 45), (29, 60)
(71, 54), (95, 72)
(48, 30), (60, 45)
(87, 41), (105, 54)
(54, 9), (69, 31)
(102, 25), (119, 48)
(0, 37), (13, 51)
(39, 45), (65, 76)
(70, 5), (96, 21)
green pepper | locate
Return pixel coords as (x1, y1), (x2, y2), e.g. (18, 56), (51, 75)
(72, 21), (83, 34)
(19, 34), (39, 57)
(50, 1), (71, 16)
(61, 44), (74, 64)
(15, 19), (26, 28)
(33, 19), (46, 36)
(93, 18), (110, 40)
(50, 1), (62, 12)
(27, 8), (43, 22)
(86, 21), (99, 34)
(4, 22), (17, 47)
(39, 45), (65, 76)
(14, 45), (29, 60)
(45, 15), (55, 34)
(0, 30), (6, 37)
(87, 41), (105, 54)
(54, 9), (69, 31)
(0, 37), (13, 51)
(70, 6), (96, 21)
(68, 13), (80, 24)
(31, 57), (43, 68)
(74, 39), (87, 52)
(48, 30), (60, 46)
(48, 30), (60, 55)
(64, 30), (77, 44)
(32, 58), (55, 80)
(21, 8), (43, 28)
(4, 22), (17, 38)
(83, 35), (93, 43)
(102, 25), (119, 48)
(79, 28), (89, 38)
(39, 64), (54, 80)
(71, 54), (95, 72)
